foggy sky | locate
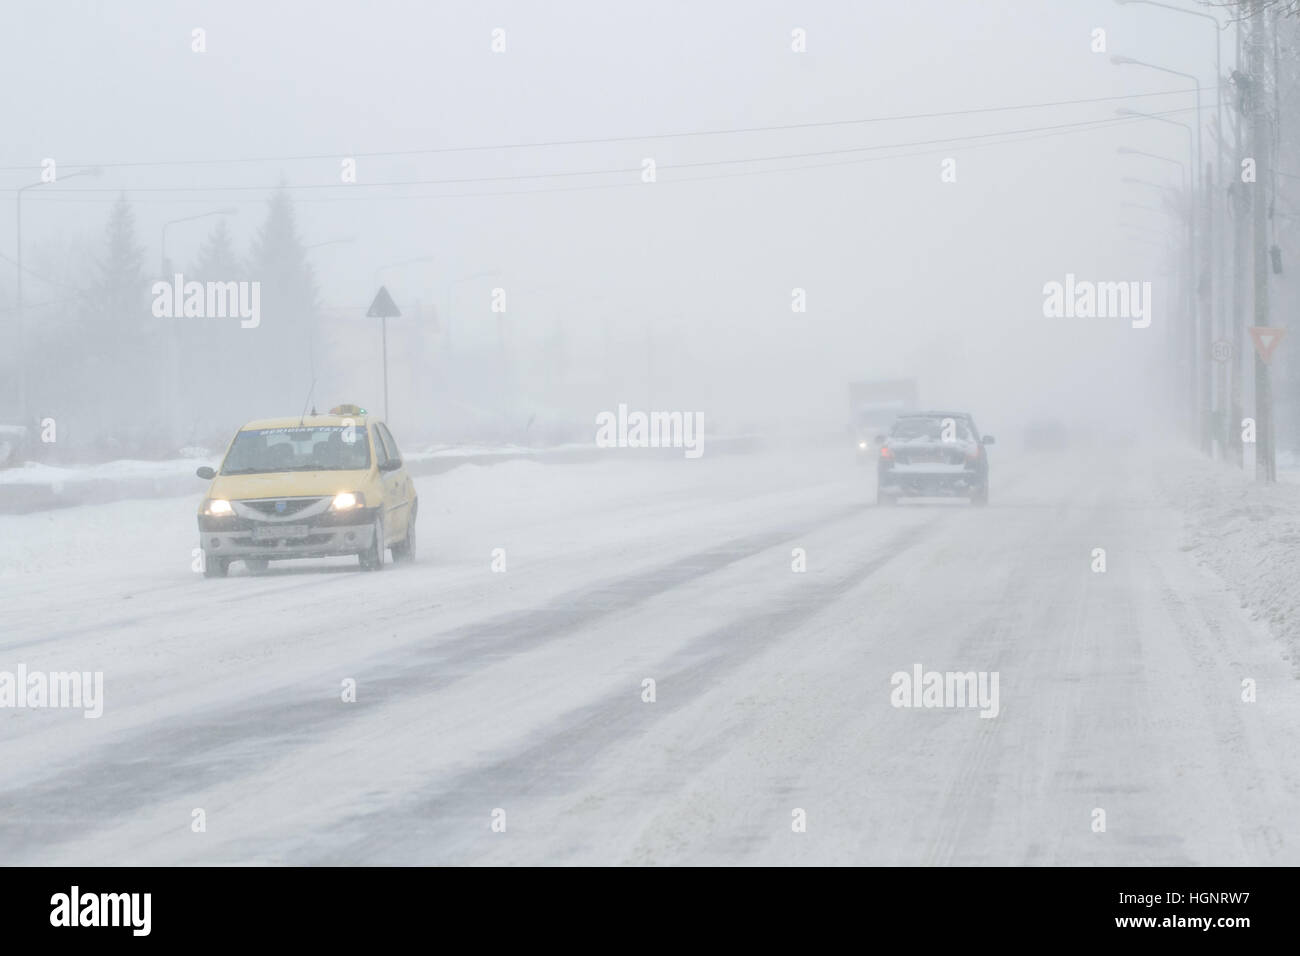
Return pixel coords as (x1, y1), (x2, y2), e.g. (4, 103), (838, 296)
(1, 1), (1222, 438)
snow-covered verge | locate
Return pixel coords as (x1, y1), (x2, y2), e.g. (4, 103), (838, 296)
(1167, 454), (1300, 670)
(1275, 449), (1300, 485)
(0, 436), (762, 515)
(0, 448), (549, 514)
(0, 456), (212, 486)
(0, 444), (562, 488)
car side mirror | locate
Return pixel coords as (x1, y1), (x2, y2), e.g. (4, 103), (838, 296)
(982, 435), (996, 445)
(196, 466), (216, 479)
(380, 459), (402, 472)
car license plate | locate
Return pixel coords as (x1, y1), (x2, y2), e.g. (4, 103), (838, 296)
(252, 524), (309, 539)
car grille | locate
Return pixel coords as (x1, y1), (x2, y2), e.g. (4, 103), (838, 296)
(243, 497), (323, 516)
(231, 533), (335, 548)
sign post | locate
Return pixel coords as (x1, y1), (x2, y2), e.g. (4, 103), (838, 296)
(1248, 326), (1285, 483)
(366, 286), (402, 420)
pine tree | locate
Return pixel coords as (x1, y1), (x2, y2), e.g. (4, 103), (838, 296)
(94, 195), (160, 448)
(178, 217), (246, 440)
(191, 218), (241, 280)
(98, 194), (145, 326)
(243, 185), (320, 414)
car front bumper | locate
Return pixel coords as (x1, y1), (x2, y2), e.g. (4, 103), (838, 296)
(197, 507), (377, 559)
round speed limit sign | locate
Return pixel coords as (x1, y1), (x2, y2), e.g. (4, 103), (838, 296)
(1211, 340), (1233, 363)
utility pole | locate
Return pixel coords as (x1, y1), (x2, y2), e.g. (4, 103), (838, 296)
(1249, 0), (1276, 482)
(1187, 194), (1198, 444)
(1229, 22), (1248, 468)
(1201, 161), (1215, 456)
(15, 189), (26, 432)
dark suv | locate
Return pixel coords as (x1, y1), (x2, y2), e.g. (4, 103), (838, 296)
(876, 411), (994, 506)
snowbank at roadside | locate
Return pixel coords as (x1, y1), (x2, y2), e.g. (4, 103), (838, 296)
(0, 436), (762, 514)
(1172, 457), (1300, 667)
(0, 457), (211, 486)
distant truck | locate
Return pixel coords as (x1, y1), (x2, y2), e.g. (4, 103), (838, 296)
(850, 379), (919, 463)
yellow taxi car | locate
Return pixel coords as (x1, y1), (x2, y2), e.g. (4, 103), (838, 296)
(194, 404), (418, 577)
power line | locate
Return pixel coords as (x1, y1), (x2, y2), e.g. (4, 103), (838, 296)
(0, 88), (1205, 176)
(12, 105), (1203, 201)
(17, 107), (1198, 207)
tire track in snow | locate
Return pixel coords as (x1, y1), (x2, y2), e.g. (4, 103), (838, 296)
(0, 502), (871, 860)
(295, 516), (947, 864)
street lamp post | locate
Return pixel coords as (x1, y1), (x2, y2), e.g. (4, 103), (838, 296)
(1121, 175), (1178, 194)
(160, 207), (238, 276)
(1124, 0), (1228, 458)
(1116, 108), (1196, 178)
(1110, 57), (1202, 196)
(305, 236), (358, 252)
(1112, 53), (1210, 450)
(1117, 146), (1187, 191)
(1113, 1), (1223, 183)
(14, 166), (103, 442)
(1119, 146), (1197, 434)
(1118, 113), (1200, 397)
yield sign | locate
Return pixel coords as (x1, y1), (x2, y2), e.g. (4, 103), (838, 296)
(366, 286), (401, 318)
(1248, 326), (1286, 364)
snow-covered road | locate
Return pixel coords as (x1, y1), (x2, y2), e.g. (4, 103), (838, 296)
(2, 444), (1298, 865)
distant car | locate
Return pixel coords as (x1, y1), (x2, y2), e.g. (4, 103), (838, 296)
(194, 404), (418, 577)
(876, 411), (994, 506)
(854, 418), (902, 465)
(855, 432), (879, 465)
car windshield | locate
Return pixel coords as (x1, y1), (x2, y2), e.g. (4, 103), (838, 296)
(221, 426), (370, 474)
(891, 416), (974, 442)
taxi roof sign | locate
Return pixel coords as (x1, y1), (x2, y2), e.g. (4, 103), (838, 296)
(329, 404), (367, 417)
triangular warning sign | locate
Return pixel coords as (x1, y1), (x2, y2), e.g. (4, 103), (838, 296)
(366, 286), (401, 318)
(1249, 326), (1286, 364)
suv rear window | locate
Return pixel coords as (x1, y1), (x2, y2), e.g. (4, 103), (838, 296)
(890, 416), (974, 442)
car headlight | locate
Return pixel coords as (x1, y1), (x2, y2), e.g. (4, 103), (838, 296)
(858, 441), (868, 450)
(204, 498), (233, 516)
(331, 491), (364, 511)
